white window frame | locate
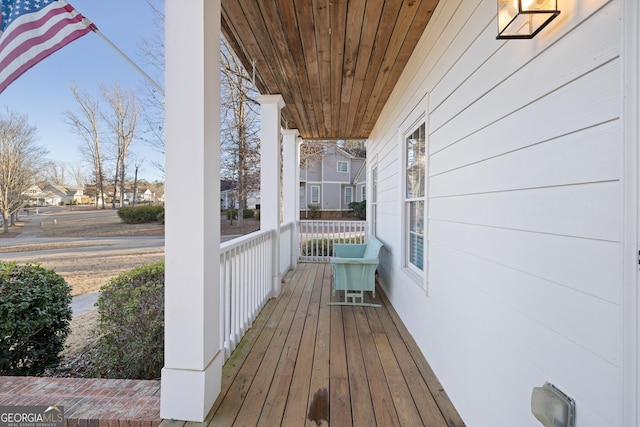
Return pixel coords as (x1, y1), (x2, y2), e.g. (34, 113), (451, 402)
(299, 185), (306, 208)
(371, 164), (378, 236)
(344, 186), (353, 205)
(337, 160), (349, 173)
(310, 185), (320, 205)
(402, 119), (427, 284)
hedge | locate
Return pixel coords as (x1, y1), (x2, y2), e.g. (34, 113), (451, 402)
(0, 262), (72, 376)
(117, 206), (165, 224)
(90, 261), (165, 379)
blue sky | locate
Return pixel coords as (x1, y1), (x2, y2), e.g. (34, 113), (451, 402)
(0, 0), (165, 182)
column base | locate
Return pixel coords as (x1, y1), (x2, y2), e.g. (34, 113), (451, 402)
(160, 351), (224, 422)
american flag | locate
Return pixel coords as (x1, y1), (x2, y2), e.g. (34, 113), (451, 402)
(0, 0), (94, 94)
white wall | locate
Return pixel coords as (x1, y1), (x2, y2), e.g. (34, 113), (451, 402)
(368, 0), (626, 426)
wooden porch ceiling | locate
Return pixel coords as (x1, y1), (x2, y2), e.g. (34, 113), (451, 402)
(221, 0), (439, 140)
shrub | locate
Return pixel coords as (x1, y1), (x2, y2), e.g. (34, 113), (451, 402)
(301, 237), (364, 257)
(349, 200), (366, 220)
(156, 210), (165, 224)
(242, 208), (255, 219)
(0, 262), (72, 376)
(308, 204), (320, 219)
(254, 210), (260, 221)
(91, 261), (164, 380)
(117, 206), (164, 224)
(303, 238), (333, 256)
(226, 209), (238, 220)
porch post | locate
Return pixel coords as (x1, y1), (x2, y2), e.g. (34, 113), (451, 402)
(161, 0), (222, 422)
(258, 94), (285, 297)
(282, 129), (300, 269)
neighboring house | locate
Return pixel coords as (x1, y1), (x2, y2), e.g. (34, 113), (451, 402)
(22, 185), (49, 206)
(24, 184), (84, 206)
(139, 189), (155, 203)
(44, 184), (84, 205)
(220, 179), (260, 210)
(300, 145), (366, 218)
(163, 2), (640, 427)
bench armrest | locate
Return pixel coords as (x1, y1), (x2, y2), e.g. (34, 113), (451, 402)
(333, 243), (366, 258)
(330, 257), (379, 265)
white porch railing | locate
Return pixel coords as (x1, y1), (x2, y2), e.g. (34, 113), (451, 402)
(220, 229), (273, 359)
(298, 220), (368, 262)
(279, 221), (295, 279)
(219, 219), (366, 359)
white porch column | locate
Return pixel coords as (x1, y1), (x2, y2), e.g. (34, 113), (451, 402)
(161, 0), (222, 422)
(258, 95), (285, 297)
(282, 129), (300, 268)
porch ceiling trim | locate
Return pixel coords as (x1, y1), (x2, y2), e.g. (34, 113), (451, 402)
(221, 0), (439, 140)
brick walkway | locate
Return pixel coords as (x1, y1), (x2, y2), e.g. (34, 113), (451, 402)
(0, 377), (161, 427)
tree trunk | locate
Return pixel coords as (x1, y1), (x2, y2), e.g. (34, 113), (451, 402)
(2, 211), (8, 234)
(112, 162), (119, 209)
(132, 165), (139, 207)
(98, 164), (105, 209)
(119, 157), (126, 208)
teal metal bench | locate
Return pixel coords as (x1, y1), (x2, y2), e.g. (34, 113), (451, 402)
(329, 236), (383, 307)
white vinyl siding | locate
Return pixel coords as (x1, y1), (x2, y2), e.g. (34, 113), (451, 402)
(366, 1), (623, 426)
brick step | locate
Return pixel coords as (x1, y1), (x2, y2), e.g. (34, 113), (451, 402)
(0, 377), (161, 427)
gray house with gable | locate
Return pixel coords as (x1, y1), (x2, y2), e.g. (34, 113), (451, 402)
(300, 145), (366, 218)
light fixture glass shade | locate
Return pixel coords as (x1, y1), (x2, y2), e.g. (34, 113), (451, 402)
(497, 0), (560, 39)
(531, 383), (575, 427)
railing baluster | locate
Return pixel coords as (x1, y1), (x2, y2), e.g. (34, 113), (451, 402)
(297, 219), (367, 262)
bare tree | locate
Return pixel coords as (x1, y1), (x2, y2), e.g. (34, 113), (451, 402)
(101, 82), (140, 208)
(139, 0), (165, 173)
(65, 84), (106, 209)
(41, 159), (67, 185)
(0, 110), (46, 233)
(131, 156), (144, 207)
(220, 36), (260, 227)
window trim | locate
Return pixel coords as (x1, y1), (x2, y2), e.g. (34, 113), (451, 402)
(310, 185), (320, 205)
(344, 186), (353, 205)
(371, 164), (378, 237)
(401, 118), (427, 286)
(337, 160), (349, 173)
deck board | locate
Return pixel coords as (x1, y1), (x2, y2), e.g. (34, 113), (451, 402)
(198, 262), (465, 427)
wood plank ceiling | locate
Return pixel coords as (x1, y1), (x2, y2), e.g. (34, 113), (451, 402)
(221, 0), (439, 140)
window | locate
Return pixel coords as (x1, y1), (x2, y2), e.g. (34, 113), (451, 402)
(361, 185), (366, 201)
(372, 166), (378, 236)
(405, 123), (425, 272)
(310, 186), (320, 204)
(345, 187), (353, 204)
(337, 161), (349, 173)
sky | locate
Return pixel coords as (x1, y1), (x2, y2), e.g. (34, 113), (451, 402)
(0, 0), (165, 182)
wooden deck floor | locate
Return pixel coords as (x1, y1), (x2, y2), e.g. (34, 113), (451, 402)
(163, 262), (465, 427)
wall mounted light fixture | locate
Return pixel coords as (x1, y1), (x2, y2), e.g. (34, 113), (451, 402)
(497, 0), (560, 39)
(531, 382), (575, 427)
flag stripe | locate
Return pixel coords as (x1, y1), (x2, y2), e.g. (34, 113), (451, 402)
(0, 0), (93, 94)
(0, 3), (80, 53)
(0, 12), (88, 73)
(0, 26), (89, 93)
(0, 12), (86, 70)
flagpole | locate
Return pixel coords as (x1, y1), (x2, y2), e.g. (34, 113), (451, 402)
(87, 21), (165, 96)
